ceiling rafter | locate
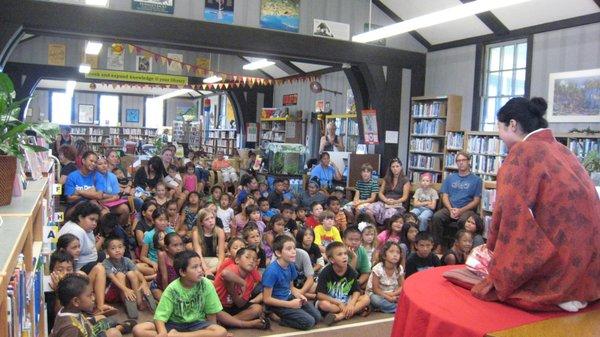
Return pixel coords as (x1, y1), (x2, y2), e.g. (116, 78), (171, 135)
(459, 0), (510, 35)
(371, 0), (432, 50)
(281, 60), (306, 75)
(236, 55), (275, 80)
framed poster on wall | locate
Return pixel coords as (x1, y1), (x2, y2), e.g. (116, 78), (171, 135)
(78, 104), (95, 124)
(132, 0), (174, 14)
(260, 0), (300, 33)
(547, 68), (600, 123)
(205, 0), (234, 24)
(361, 109), (379, 144)
(283, 94), (298, 106)
(126, 109), (140, 123)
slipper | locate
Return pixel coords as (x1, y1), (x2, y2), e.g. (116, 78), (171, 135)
(124, 299), (139, 319)
(323, 313), (336, 326)
(94, 305), (119, 317)
(119, 319), (138, 334)
(360, 305), (372, 317)
(259, 314), (271, 330)
(144, 292), (158, 312)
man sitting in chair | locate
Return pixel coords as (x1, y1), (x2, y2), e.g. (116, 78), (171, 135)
(429, 151), (482, 253)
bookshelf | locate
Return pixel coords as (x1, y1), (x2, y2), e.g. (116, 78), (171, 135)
(465, 131), (508, 182)
(206, 129), (237, 156)
(408, 95), (462, 183)
(561, 133), (600, 161)
(71, 125), (158, 152)
(324, 114), (359, 152)
(172, 121), (203, 149)
(259, 117), (302, 145)
(0, 167), (55, 337)
(481, 181), (496, 239)
(444, 131), (465, 179)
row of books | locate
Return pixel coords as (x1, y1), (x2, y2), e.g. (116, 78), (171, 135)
(445, 153), (459, 168)
(409, 154), (442, 171)
(6, 254), (44, 337)
(446, 132), (464, 149)
(260, 131), (285, 142)
(208, 131), (236, 139)
(471, 155), (504, 177)
(482, 188), (497, 212)
(412, 120), (446, 135)
(467, 136), (508, 155)
(569, 138), (599, 159)
(409, 138), (441, 152)
(411, 101), (447, 118)
(483, 215), (492, 239)
(410, 171), (441, 183)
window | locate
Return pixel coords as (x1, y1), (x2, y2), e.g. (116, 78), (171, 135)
(145, 98), (164, 128)
(51, 91), (72, 125)
(99, 95), (119, 126)
(480, 40), (528, 131)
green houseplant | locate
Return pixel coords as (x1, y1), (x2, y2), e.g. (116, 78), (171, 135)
(582, 150), (600, 186)
(0, 72), (58, 205)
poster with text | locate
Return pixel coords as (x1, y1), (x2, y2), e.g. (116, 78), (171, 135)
(313, 19), (350, 41)
(48, 44), (66, 66)
(363, 23), (386, 47)
(167, 53), (183, 74)
(132, 0), (174, 14)
(205, 0), (234, 24)
(260, 0), (300, 33)
(315, 99), (324, 112)
(136, 55), (152, 73)
(107, 43), (125, 70)
(362, 109), (379, 144)
(246, 123), (257, 142)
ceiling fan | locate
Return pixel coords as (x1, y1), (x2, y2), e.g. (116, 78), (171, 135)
(309, 81), (342, 96)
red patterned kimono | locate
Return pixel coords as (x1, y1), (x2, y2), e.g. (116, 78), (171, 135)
(472, 129), (600, 311)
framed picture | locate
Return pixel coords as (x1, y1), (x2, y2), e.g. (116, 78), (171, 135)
(260, 0), (300, 33)
(205, 0), (234, 24)
(78, 104), (95, 124)
(126, 109), (140, 123)
(136, 55), (152, 73)
(547, 68), (600, 123)
(283, 93), (298, 106)
(361, 109), (379, 144)
(132, 0), (174, 14)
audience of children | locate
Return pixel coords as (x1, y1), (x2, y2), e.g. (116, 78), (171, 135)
(51, 150), (483, 336)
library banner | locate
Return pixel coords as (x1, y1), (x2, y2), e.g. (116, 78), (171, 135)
(85, 69), (188, 85)
(362, 109), (379, 144)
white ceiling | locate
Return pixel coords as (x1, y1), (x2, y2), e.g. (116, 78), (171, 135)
(242, 56), (292, 79)
(381, 0), (600, 45)
(291, 61), (331, 73)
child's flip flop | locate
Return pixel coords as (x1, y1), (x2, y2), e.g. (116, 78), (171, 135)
(144, 293), (158, 312)
(124, 299), (139, 319)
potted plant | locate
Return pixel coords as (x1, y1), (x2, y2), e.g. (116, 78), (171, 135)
(0, 72), (58, 205)
(583, 150), (600, 186)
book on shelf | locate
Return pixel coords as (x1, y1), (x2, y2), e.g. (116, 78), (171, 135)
(445, 152), (457, 168)
(410, 171), (440, 183)
(411, 101), (447, 117)
(471, 154), (504, 177)
(409, 154), (442, 171)
(569, 138), (599, 159)
(482, 188), (496, 212)
(468, 136), (508, 155)
(446, 132), (464, 150)
(410, 138), (441, 152)
(483, 215), (492, 239)
(412, 119), (446, 135)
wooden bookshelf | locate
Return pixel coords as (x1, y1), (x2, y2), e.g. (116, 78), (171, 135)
(556, 133), (600, 161)
(172, 121), (203, 149)
(259, 117), (302, 145)
(71, 125), (158, 152)
(444, 131), (465, 179)
(464, 131), (507, 182)
(205, 129), (237, 156)
(408, 95), (462, 183)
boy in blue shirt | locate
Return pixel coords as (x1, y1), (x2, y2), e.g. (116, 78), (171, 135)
(258, 197), (279, 223)
(262, 235), (321, 330)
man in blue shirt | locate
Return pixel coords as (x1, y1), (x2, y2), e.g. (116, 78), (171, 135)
(430, 151), (482, 251)
(310, 152), (342, 191)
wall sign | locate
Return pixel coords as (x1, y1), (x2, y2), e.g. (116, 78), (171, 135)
(85, 69), (188, 85)
(78, 104), (95, 124)
(132, 0), (174, 14)
(126, 109), (140, 123)
(283, 93), (298, 106)
(205, 0), (234, 24)
(362, 109), (379, 144)
(313, 19), (350, 41)
(260, 0), (300, 33)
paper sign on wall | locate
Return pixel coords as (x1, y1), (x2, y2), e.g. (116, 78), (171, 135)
(44, 226), (60, 244)
(313, 19), (350, 41)
(362, 109), (379, 144)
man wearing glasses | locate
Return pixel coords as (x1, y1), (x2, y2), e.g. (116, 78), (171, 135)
(430, 151), (482, 252)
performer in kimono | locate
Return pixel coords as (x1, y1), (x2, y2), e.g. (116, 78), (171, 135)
(471, 97), (600, 312)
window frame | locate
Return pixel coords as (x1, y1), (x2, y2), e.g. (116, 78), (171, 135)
(50, 90), (73, 125)
(98, 94), (120, 126)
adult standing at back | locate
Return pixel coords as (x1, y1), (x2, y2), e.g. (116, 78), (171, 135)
(429, 151), (481, 251)
(471, 97), (599, 311)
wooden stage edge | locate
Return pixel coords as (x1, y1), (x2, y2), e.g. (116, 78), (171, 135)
(486, 307), (600, 337)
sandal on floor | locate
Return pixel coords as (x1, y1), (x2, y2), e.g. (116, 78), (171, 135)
(360, 305), (372, 317)
(323, 313), (336, 326)
(124, 299), (139, 319)
(144, 292), (158, 312)
(119, 319), (138, 334)
(94, 305), (119, 317)
(259, 314), (271, 330)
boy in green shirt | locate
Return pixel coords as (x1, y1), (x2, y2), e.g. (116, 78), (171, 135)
(133, 251), (228, 337)
(343, 227), (371, 290)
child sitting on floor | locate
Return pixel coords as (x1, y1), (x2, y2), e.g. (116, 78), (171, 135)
(314, 210), (342, 254)
(216, 237), (246, 275)
(405, 232), (440, 278)
(140, 208), (176, 275)
(366, 242), (404, 313)
(317, 241), (371, 326)
(442, 229), (473, 265)
(153, 233), (185, 300)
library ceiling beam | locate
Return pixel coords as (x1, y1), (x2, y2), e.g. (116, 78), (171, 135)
(458, 0), (510, 36)
(371, 0), (432, 50)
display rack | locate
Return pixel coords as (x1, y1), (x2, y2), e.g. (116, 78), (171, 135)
(408, 95), (462, 183)
(465, 131), (508, 182)
(259, 117), (302, 145)
(0, 165), (55, 337)
(206, 129), (237, 156)
(171, 121), (203, 149)
(71, 125), (158, 152)
(324, 114), (359, 153)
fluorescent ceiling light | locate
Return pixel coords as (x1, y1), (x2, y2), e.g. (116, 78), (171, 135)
(85, 41), (103, 55)
(243, 59), (275, 70)
(79, 64), (91, 74)
(353, 0), (532, 43)
(66, 80), (77, 96)
(152, 89), (196, 101)
(85, 0), (109, 7)
(203, 75), (223, 84)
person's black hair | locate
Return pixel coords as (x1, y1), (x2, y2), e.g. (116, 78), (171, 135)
(50, 250), (74, 272)
(148, 156), (166, 176)
(354, 213), (372, 226)
(97, 213), (119, 238)
(69, 201), (101, 223)
(273, 177), (284, 184)
(141, 199), (158, 214)
(378, 241), (403, 267)
(173, 250), (201, 277)
(163, 232), (182, 248)
(235, 247), (258, 259)
(81, 150), (97, 161)
(268, 214), (285, 231)
(241, 222), (260, 240)
(400, 222), (419, 246)
(272, 234), (295, 254)
(326, 196), (340, 207)
(343, 226), (361, 239)
(165, 199), (179, 211)
(319, 151), (330, 160)
(182, 191), (201, 209)
(497, 97), (548, 134)
(57, 233), (79, 252)
(465, 213), (484, 235)
(295, 227), (315, 247)
(103, 236), (124, 250)
(240, 174), (255, 187)
(415, 231), (434, 244)
(306, 158), (319, 170)
(152, 231), (163, 253)
(210, 185), (223, 193)
(227, 237), (245, 251)
(455, 229), (471, 241)
(152, 206), (168, 220)
(403, 212), (419, 225)
(57, 274), (89, 307)
(244, 204), (259, 217)
(280, 203), (295, 213)
(309, 201), (321, 212)
(257, 196), (269, 205)
(325, 241), (346, 258)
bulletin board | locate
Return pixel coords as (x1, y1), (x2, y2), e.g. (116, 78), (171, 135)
(347, 153), (381, 188)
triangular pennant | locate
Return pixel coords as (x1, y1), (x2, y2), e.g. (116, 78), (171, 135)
(185, 64), (192, 72)
(164, 57), (170, 65)
(153, 53), (161, 62)
(224, 83), (229, 89)
(233, 76), (238, 82)
(128, 44), (135, 54)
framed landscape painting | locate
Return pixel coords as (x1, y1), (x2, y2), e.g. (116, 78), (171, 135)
(547, 68), (600, 123)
